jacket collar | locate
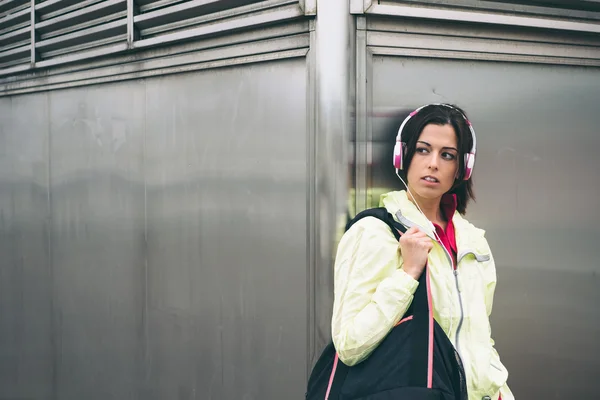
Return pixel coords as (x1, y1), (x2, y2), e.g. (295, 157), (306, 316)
(380, 190), (436, 237)
(379, 190), (487, 253)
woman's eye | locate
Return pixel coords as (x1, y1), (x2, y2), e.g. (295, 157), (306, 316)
(416, 147), (428, 154)
(442, 152), (457, 160)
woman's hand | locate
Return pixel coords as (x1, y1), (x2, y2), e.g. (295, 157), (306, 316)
(399, 226), (433, 281)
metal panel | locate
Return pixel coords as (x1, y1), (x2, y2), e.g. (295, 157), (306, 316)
(367, 1), (600, 33)
(0, 93), (53, 400)
(384, 0), (600, 19)
(143, 59), (308, 399)
(485, 0), (600, 12)
(0, 25), (309, 93)
(48, 82), (146, 399)
(367, 31), (600, 62)
(368, 55), (600, 399)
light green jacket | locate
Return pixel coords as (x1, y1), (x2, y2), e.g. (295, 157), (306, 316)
(331, 190), (514, 400)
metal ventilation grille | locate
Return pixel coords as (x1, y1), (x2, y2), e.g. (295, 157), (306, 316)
(134, 0), (264, 39)
(0, 0), (305, 76)
(0, 0), (31, 70)
(35, 0), (127, 62)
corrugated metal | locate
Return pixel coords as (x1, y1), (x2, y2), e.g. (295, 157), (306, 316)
(136, 0), (263, 14)
(0, 0), (30, 69)
(0, 0), (305, 76)
(488, 0), (600, 12)
(385, 0), (600, 20)
(133, 0), (291, 40)
(35, 0), (127, 61)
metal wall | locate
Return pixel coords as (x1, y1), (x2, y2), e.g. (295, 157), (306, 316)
(367, 56), (600, 399)
(0, 58), (309, 399)
(0, 93), (53, 400)
(2, 1), (600, 399)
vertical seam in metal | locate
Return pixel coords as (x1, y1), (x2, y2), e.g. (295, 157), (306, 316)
(365, 45), (374, 209)
(306, 17), (317, 381)
(45, 92), (57, 400)
(355, 16), (367, 214)
(30, 0), (37, 66)
(142, 77), (150, 392)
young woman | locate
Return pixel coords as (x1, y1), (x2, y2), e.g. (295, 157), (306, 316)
(331, 104), (514, 400)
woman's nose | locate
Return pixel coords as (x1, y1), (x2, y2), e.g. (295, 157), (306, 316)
(427, 153), (439, 170)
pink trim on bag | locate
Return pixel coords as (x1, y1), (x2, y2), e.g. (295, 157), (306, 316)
(426, 265), (434, 388)
(395, 315), (413, 327)
(325, 354), (339, 400)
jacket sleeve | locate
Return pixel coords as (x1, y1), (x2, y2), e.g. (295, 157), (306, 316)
(485, 253), (515, 400)
(331, 216), (419, 366)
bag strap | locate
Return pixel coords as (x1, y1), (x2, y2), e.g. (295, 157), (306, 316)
(334, 208), (431, 396)
(409, 260), (431, 387)
(345, 207), (406, 240)
(346, 208), (432, 389)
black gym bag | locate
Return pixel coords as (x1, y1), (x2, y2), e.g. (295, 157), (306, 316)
(306, 207), (468, 400)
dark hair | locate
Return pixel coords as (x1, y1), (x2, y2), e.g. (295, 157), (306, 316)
(398, 104), (475, 214)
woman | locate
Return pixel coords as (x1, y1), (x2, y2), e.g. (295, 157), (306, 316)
(331, 104), (514, 400)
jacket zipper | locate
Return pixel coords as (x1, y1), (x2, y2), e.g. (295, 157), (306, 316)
(394, 210), (465, 356)
(453, 269), (464, 357)
(439, 240), (464, 358)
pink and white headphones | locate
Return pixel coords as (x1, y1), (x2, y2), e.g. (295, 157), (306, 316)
(392, 103), (477, 181)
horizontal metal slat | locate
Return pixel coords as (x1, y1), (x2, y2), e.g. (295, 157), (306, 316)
(36, 18), (126, 53)
(39, 11), (127, 40)
(137, 0), (264, 14)
(0, 56), (29, 69)
(0, 26), (29, 49)
(134, 0), (264, 30)
(136, 0), (188, 13)
(0, 38), (29, 54)
(0, 43), (29, 64)
(0, 20), (29, 37)
(135, 2), (303, 47)
(0, 6), (30, 32)
(33, 41), (128, 69)
(367, 30), (600, 59)
(369, 3), (600, 33)
(390, 0), (600, 19)
(37, 0), (92, 15)
(37, 0), (126, 34)
(37, 0), (111, 21)
(41, 33), (126, 58)
(485, 0), (600, 12)
(0, 0), (29, 17)
(138, 0), (297, 38)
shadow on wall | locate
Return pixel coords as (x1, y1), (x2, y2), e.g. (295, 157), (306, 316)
(368, 108), (412, 207)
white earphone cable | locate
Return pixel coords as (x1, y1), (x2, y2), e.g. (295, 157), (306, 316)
(395, 169), (442, 244)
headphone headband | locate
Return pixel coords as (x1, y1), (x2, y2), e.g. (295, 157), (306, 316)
(393, 103), (477, 180)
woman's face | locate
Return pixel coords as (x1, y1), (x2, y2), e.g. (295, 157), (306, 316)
(406, 123), (459, 201)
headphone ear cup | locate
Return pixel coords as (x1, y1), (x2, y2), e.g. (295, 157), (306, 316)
(463, 152), (475, 180)
(393, 142), (404, 170)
